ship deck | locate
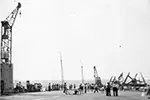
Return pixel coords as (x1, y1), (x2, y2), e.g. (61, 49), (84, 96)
(0, 90), (149, 100)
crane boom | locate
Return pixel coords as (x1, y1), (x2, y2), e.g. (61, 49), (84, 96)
(1, 2), (21, 64)
(5, 2), (21, 28)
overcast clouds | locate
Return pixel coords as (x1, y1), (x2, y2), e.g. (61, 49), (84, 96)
(0, 0), (150, 81)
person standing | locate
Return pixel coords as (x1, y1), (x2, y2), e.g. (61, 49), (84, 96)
(84, 83), (87, 93)
(79, 83), (83, 94)
(63, 82), (67, 93)
(112, 83), (118, 96)
(63, 82), (70, 95)
(48, 83), (51, 91)
(74, 84), (76, 89)
(94, 84), (99, 93)
(106, 82), (111, 96)
(91, 83), (94, 92)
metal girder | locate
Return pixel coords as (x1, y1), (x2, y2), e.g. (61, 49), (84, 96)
(140, 72), (147, 85)
(123, 72), (130, 84)
(134, 73), (138, 79)
(122, 72), (147, 89)
(109, 76), (113, 83)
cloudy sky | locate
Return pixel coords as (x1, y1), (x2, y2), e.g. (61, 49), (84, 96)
(0, 0), (150, 81)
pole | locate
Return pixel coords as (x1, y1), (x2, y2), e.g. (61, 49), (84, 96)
(59, 52), (64, 85)
(80, 60), (84, 84)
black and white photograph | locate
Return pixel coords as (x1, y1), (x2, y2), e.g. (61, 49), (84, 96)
(0, 0), (150, 100)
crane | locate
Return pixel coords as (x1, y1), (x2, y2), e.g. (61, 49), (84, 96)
(93, 66), (103, 87)
(0, 2), (21, 95)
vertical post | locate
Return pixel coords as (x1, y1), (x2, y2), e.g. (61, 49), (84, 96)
(80, 60), (84, 84)
(59, 52), (64, 85)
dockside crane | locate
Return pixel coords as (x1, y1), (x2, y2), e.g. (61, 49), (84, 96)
(0, 2), (21, 95)
(93, 66), (103, 87)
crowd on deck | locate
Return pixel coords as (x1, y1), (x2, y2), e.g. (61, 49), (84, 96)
(14, 81), (150, 97)
(47, 82), (101, 93)
(61, 82), (118, 96)
(47, 82), (119, 96)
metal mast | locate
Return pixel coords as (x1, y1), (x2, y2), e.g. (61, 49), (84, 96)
(58, 52), (64, 85)
(80, 60), (84, 84)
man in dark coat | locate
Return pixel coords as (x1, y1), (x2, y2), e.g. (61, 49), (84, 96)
(106, 82), (111, 96)
(48, 83), (51, 91)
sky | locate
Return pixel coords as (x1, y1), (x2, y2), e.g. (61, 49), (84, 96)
(0, 0), (150, 81)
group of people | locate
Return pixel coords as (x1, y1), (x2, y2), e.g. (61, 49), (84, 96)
(49, 81), (150, 97)
(105, 82), (118, 96)
(48, 83), (77, 91)
(14, 82), (26, 93)
(48, 83), (63, 91)
(62, 82), (104, 95)
(62, 82), (119, 96)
